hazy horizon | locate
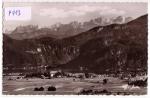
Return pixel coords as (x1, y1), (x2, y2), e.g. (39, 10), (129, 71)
(3, 2), (147, 31)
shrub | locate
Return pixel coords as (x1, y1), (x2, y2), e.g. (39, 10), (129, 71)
(79, 89), (110, 95)
(34, 87), (44, 91)
(39, 87), (44, 91)
(80, 89), (93, 95)
(100, 89), (109, 93)
(103, 79), (108, 84)
(128, 79), (147, 87)
(34, 87), (39, 91)
(47, 86), (56, 91)
(8, 78), (12, 80)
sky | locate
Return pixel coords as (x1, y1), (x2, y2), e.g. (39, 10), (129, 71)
(3, 2), (148, 31)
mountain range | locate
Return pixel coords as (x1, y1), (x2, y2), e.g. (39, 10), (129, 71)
(5, 16), (132, 40)
(3, 14), (147, 74)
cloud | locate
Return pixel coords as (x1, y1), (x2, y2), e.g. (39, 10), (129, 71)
(98, 7), (126, 15)
(39, 5), (126, 18)
(39, 8), (67, 18)
(39, 8), (85, 18)
(72, 5), (110, 13)
(72, 5), (126, 16)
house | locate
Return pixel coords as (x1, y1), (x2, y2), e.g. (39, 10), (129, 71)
(50, 71), (58, 77)
(49, 70), (63, 78)
(72, 73), (85, 78)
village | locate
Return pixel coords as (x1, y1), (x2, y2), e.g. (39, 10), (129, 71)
(3, 67), (147, 95)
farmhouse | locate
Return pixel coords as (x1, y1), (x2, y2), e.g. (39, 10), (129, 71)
(50, 71), (58, 77)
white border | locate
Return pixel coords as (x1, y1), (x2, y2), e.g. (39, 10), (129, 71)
(0, 0), (3, 96)
(0, 0), (149, 98)
(148, 0), (150, 96)
(2, 0), (148, 3)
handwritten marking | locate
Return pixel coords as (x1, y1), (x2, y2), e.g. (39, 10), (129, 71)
(5, 7), (31, 21)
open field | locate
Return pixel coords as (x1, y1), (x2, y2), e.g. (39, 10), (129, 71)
(3, 77), (147, 95)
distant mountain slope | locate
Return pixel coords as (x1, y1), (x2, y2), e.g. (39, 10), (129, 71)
(7, 27), (59, 40)
(3, 14), (147, 74)
(62, 14), (147, 73)
(3, 34), (56, 69)
(3, 34), (35, 68)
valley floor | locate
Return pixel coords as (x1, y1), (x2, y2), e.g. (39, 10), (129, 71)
(3, 76), (147, 95)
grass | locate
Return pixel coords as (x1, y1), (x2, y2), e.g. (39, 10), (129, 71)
(3, 76), (147, 95)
